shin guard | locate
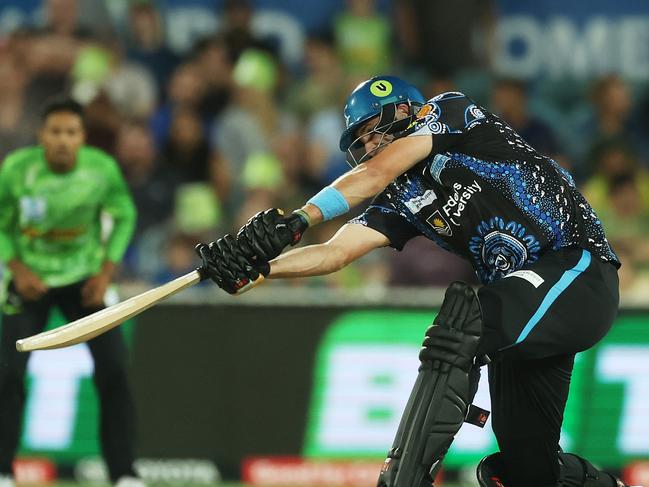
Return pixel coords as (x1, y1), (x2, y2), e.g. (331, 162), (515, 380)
(377, 282), (483, 487)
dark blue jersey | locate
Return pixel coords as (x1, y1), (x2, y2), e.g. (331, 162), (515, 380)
(351, 92), (619, 284)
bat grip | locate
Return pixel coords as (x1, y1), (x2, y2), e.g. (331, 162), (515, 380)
(196, 265), (210, 281)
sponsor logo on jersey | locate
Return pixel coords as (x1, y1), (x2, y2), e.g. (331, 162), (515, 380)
(427, 211), (452, 237)
(469, 217), (542, 283)
(404, 189), (437, 214)
(441, 180), (482, 226)
(19, 196), (46, 222)
(415, 104), (432, 119)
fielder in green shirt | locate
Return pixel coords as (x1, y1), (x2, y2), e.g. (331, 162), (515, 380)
(0, 98), (144, 487)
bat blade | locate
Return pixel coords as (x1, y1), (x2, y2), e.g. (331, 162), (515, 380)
(16, 269), (204, 352)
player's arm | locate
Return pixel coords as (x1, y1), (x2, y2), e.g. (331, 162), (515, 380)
(195, 222), (390, 293)
(300, 134), (432, 225)
(102, 158), (136, 265)
(0, 158), (17, 264)
(0, 157), (49, 299)
(267, 223), (390, 279)
(229, 135), (431, 268)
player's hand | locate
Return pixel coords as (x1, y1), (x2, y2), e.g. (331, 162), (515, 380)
(237, 208), (309, 267)
(81, 272), (111, 308)
(195, 234), (262, 295)
(9, 261), (49, 301)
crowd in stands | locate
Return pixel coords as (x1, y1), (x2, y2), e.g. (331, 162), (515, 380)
(1, 0), (648, 300)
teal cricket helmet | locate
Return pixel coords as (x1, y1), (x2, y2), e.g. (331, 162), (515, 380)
(339, 75), (426, 152)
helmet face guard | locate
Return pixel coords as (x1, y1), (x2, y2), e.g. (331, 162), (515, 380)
(339, 75), (426, 167)
(345, 101), (421, 167)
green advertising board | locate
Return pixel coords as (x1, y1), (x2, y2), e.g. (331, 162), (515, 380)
(303, 310), (649, 467)
(10, 307), (649, 471)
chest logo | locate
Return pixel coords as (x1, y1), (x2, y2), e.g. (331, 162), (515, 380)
(404, 189), (437, 214)
(19, 197), (47, 222)
(427, 211), (452, 237)
(442, 180), (482, 226)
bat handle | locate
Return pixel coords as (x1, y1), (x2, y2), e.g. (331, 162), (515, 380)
(196, 265), (210, 281)
(234, 274), (264, 295)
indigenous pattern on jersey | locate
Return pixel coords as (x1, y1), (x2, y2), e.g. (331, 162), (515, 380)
(351, 92), (619, 283)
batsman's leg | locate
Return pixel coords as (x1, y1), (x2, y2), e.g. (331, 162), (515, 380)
(477, 452), (627, 487)
(377, 281), (485, 487)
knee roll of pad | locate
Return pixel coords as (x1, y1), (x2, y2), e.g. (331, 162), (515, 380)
(377, 282), (484, 487)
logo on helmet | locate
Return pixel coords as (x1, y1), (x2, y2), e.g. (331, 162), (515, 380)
(370, 80), (393, 97)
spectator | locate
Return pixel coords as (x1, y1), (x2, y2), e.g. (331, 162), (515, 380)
(212, 49), (299, 219)
(290, 33), (349, 187)
(570, 75), (645, 177)
(394, 0), (494, 76)
(191, 36), (233, 119)
(582, 139), (649, 215)
(150, 62), (206, 148)
(161, 107), (212, 184)
(334, 0), (391, 76)
(0, 48), (35, 159)
(83, 90), (122, 154)
(490, 78), (564, 162)
(125, 0), (179, 98)
(596, 173), (649, 272)
(115, 121), (176, 242)
(219, 0), (278, 63)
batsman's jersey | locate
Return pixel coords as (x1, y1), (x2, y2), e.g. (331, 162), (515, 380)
(352, 92), (620, 284)
(0, 146), (136, 287)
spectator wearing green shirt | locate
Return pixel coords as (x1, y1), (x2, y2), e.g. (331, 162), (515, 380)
(0, 98), (143, 487)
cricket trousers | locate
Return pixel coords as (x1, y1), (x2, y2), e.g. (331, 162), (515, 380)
(476, 247), (620, 487)
(0, 280), (137, 482)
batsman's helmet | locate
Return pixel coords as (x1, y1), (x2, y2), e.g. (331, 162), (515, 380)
(339, 75), (426, 154)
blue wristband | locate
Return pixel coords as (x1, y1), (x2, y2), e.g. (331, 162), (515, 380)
(307, 186), (350, 221)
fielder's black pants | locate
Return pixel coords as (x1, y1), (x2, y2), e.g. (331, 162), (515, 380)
(0, 280), (137, 482)
(476, 247), (620, 487)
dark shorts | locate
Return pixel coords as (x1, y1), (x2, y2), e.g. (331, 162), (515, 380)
(473, 247), (620, 486)
(477, 246), (620, 360)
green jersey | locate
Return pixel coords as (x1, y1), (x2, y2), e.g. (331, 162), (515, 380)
(0, 146), (136, 287)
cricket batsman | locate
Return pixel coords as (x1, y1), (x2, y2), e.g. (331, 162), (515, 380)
(196, 76), (626, 487)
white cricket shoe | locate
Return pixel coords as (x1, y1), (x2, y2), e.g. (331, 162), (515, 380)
(0, 475), (14, 487)
(115, 476), (146, 487)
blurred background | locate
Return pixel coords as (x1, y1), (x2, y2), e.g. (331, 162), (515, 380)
(0, 0), (648, 485)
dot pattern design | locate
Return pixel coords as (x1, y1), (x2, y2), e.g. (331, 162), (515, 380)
(352, 93), (619, 283)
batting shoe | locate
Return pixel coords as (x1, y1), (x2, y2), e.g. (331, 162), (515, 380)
(115, 476), (147, 487)
(0, 475), (14, 487)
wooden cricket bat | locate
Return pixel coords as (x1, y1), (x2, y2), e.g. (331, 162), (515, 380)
(15, 269), (263, 352)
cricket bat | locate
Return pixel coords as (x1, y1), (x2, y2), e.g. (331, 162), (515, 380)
(15, 269), (263, 352)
